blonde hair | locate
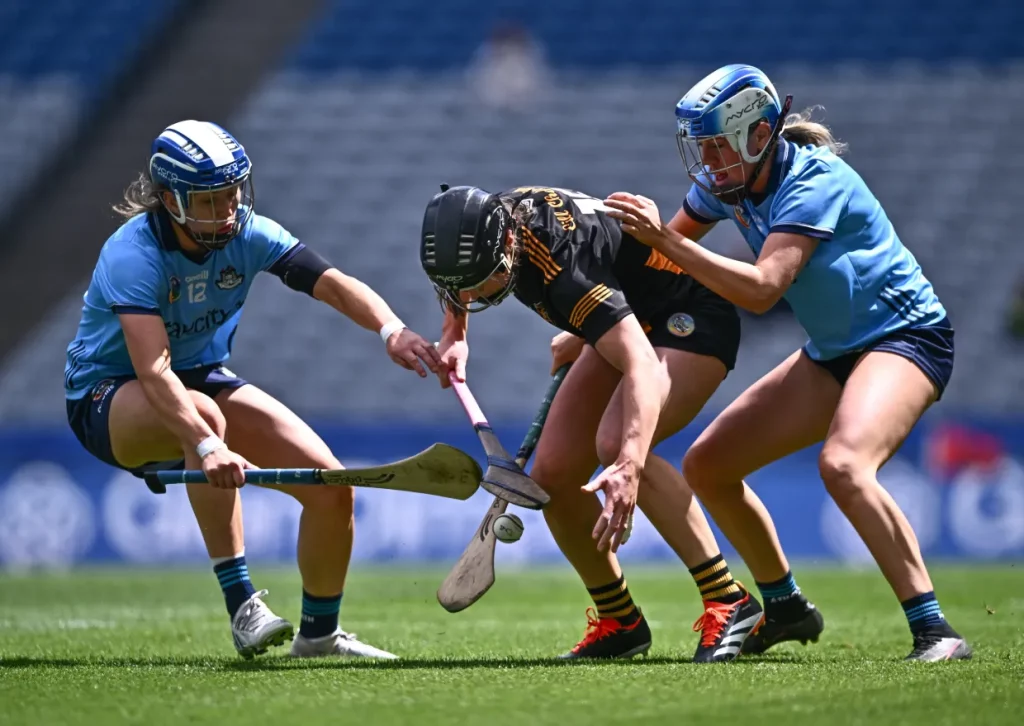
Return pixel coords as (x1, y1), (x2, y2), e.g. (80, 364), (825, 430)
(781, 107), (847, 155)
(112, 172), (164, 218)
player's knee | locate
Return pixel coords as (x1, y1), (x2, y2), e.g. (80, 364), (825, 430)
(188, 391), (227, 437)
(529, 453), (579, 495)
(681, 440), (718, 495)
(818, 444), (866, 505)
(318, 485), (355, 515)
(296, 482), (355, 516)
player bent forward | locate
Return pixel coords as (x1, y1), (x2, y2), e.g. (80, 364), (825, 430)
(420, 184), (824, 661)
(64, 120), (441, 659)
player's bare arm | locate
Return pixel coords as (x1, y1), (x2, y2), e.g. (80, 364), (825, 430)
(605, 193), (818, 314)
(665, 205), (717, 242)
(119, 312), (250, 487)
(436, 307), (469, 388)
(582, 313), (669, 552)
(312, 268), (441, 377)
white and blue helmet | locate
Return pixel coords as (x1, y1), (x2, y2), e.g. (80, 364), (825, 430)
(149, 120), (254, 249)
(675, 64), (792, 204)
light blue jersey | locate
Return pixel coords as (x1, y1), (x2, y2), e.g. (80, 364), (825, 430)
(684, 141), (946, 360)
(64, 209), (297, 399)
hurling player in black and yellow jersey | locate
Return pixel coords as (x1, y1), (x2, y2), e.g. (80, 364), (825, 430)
(421, 185), (823, 661)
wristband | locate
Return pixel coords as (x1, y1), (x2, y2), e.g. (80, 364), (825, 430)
(379, 319), (406, 344)
(196, 435), (225, 459)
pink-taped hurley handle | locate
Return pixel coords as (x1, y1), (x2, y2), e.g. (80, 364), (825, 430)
(449, 370), (488, 427)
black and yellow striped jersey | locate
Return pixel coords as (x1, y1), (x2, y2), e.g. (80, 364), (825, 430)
(501, 186), (697, 345)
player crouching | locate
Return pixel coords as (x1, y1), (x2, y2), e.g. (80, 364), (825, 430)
(65, 121), (440, 660)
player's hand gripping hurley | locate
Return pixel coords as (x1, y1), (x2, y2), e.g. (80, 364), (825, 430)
(437, 365), (570, 613)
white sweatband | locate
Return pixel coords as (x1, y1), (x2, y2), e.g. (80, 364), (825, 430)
(196, 435), (225, 459)
(379, 319), (406, 343)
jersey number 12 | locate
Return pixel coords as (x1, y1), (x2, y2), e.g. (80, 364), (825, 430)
(188, 282), (206, 304)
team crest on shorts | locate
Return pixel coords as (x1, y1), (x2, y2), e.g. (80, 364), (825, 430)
(92, 379), (116, 413)
(92, 380), (114, 402)
(168, 276), (181, 303)
(667, 312), (695, 337)
(216, 266), (244, 290)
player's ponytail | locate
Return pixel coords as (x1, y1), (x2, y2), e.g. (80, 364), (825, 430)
(781, 107), (848, 155)
(112, 172), (163, 218)
(505, 194), (534, 258)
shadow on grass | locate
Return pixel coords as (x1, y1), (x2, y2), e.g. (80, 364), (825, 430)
(0, 652), (811, 671)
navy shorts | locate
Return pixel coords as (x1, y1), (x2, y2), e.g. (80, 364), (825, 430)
(66, 364), (248, 472)
(805, 317), (954, 399)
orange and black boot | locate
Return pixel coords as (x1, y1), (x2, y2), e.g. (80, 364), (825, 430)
(559, 607), (652, 660)
(691, 590), (764, 663)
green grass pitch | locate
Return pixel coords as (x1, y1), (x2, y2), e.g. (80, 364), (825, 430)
(2, 565), (1022, 725)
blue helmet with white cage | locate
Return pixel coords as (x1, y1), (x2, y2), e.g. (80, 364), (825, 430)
(675, 64), (792, 204)
(149, 120), (255, 250)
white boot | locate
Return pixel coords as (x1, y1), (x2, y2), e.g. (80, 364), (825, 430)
(290, 628), (398, 659)
(231, 589), (294, 659)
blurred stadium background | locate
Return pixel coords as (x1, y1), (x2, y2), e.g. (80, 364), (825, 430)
(0, 0), (1022, 571)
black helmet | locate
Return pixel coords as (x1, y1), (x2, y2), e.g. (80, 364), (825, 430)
(420, 185), (518, 313)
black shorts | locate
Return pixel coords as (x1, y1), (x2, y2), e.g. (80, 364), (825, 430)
(804, 317), (954, 399)
(65, 364), (248, 472)
(643, 282), (741, 371)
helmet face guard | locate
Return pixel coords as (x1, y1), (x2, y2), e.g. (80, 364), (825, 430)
(674, 65), (792, 205)
(677, 132), (753, 205)
(149, 120), (255, 250)
(433, 255), (520, 314)
(161, 176), (255, 250)
(421, 186), (519, 314)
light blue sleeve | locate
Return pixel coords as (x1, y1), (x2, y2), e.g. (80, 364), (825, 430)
(682, 181), (730, 224)
(769, 159), (848, 240)
(94, 241), (163, 314)
(248, 214), (300, 272)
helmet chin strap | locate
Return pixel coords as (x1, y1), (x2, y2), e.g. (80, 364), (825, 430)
(187, 221), (236, 250)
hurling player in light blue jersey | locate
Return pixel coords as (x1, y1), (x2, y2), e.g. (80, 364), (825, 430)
(605, 65), (971, 662)
(64, 120), (441, 660)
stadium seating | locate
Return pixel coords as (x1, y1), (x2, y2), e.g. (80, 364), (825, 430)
(1, 0), (1022, 424)
(222, 64), (1024, 419)
(290, 0), (1023, 70)
(0, 0), (180, 219)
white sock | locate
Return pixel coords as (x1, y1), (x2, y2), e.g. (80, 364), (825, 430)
(210, 549), (245, 567)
